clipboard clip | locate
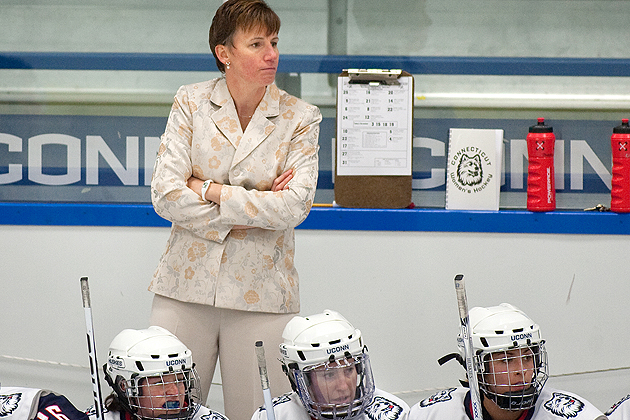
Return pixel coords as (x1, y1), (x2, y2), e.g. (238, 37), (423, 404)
(346, 69), (402, 86)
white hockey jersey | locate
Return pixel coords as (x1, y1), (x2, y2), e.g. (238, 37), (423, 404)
(408, 387), (607, 420)
(606, 394), (630, 420)
(250, 389), (409, 420)
(86, 402), (229, 420)
(0, 386), (88, 420)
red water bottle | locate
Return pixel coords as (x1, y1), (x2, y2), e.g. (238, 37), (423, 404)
(526, 118), (556, 212)
(610, 119), (630, 213)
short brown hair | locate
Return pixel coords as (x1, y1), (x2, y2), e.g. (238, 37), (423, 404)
(209, 0), (281, 73)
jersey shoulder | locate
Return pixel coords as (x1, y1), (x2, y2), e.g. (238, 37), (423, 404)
(192, 403), (230, 420)
(1, 387), (88, 420)
(409, 388), (468, 420)
(535, 387), (606, 420)
(88, 407), (125, 420)
(251, 392), (309, 420)
(37, 392), (89, 420)
(366, 389), (410, 419)
(1, 387), (43, 420)
(606, 394), (630, 420)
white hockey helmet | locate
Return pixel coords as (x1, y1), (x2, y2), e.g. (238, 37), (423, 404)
(103, 326), (201, 420)
(461, 303), (549, 411)
(280, 310), (375, 420)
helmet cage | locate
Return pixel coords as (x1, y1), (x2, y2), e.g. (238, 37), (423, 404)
(117, 368), (201, 420)
(290, 351), (375, 420)
(475, 342), (549, 411)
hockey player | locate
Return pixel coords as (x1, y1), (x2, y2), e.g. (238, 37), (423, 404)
(409, 303), (606, 420)
(88, 326), (228, 420)
(0, 384), (88, 420)
(606, 394), (630, 420)
(251, 309), (409, 420)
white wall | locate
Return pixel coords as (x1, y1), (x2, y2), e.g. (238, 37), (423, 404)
(1, 224), (629, 414)
(2, 1), (630, 110)
(2, 0), (628, 57)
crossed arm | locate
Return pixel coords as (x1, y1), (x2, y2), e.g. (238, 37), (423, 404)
(186, 169), (294, 229)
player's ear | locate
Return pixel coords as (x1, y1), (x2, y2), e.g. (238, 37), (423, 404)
(117, 377), (127, 392)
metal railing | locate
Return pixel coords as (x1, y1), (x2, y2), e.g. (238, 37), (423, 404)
(2, 52), (630, 76)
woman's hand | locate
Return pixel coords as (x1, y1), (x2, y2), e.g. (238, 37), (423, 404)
(272, 169), (293, 192)
(187, 176), (221, 204)
(187, 176), (204, 196)
(232, 170), (292, 230)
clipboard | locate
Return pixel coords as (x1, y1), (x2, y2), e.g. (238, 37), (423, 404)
(334, 69), (414, 208)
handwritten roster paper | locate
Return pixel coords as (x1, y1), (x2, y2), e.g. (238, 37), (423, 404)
(336, 76), (413, 176)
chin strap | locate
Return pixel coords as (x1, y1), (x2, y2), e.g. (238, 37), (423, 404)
(437, 352), (466, 369)
(282, 362), (299, 393)
(437, 353), (476, 389)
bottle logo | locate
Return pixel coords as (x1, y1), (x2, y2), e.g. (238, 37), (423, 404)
(547, 168), (554, 204)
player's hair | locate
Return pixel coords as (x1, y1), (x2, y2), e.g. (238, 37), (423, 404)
(103, 378), (149, 415)
(104, 392), (125, 413)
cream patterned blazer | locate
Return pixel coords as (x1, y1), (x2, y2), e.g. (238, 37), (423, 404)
(150, 77), (321, 313)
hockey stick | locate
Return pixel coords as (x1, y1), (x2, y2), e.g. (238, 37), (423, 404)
(454, 274), (483, 420)
(255, 341), (276, 420)
(80, 277), (104, 420)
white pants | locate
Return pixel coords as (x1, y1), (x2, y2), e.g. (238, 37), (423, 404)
(150, 294), (293, 420)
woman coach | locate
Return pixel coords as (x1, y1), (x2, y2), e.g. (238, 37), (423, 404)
(148, 1), (321, 419)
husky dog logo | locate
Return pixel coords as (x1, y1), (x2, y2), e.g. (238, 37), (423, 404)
(0, 392), (21, 417)
(366, 396), (403, 420)
(606, 394), (630, 416)
(457, 154), (483, 186)
(544, 392), (585, 418)
(448, 145), (494, 195)
(419, 388), (457, 407)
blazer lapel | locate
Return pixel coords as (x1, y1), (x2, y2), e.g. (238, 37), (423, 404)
(210, 78), (243, 149)
(231, 84), (280, 167)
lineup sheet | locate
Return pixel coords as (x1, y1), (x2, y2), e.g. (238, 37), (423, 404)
(336, 75), (413, 176)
